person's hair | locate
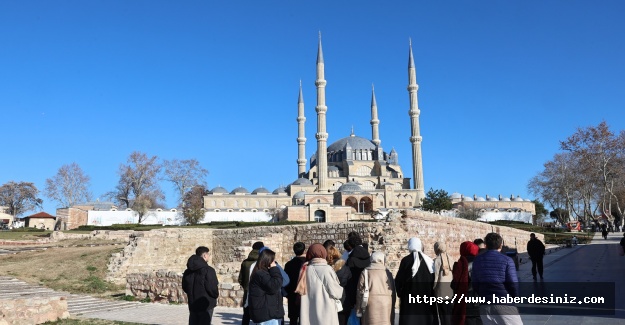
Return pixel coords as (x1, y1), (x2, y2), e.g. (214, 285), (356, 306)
(252, 248), (276, 274)
(323, 240), (335, 250)
(530, 233), (536, 238)
(484, 233), (503, 250)
(473, 238), (485, 246)
(326, 245), (341, 265)
(343, 240), (352, 251)
(293, 242), (306, 256)
(252, 241), (264, 250)
(347, 234), (362, 247)
(195, 246), (209, 256)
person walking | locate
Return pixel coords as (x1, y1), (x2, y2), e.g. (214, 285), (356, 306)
(238, 241), (264, 325)
(356, 251), (396, 325)
(472, 233), (523, 325)
(298, 243), (344, 325)
(433, 242), (453, 325)
(451, 241), (482, 325)
(284, 242), (307, 325)
(248, 248), (285, 325)
(394, 237), (436, 325)
(526, 233), (545, 280)
(182, 246), (219, 325)
(326, 244), (352, 325)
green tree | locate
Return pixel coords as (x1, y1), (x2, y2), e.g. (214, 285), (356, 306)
(532, 199), (549, 225)
(550, 208), (570, 226)
(421, 188), (453, 212)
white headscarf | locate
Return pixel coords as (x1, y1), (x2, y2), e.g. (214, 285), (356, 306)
(408, 237), (434, 276)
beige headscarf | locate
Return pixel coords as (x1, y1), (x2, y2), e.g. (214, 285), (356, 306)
(408, 237), (434, 276)
(434, 242), (452, 276)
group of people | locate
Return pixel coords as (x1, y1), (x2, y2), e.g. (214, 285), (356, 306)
(182, 231), (532, 325)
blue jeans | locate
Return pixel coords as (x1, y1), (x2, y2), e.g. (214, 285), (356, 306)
(257, 319), (280, 325)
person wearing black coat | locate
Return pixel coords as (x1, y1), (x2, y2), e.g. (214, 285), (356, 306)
(182, 246), (219, 325)
(284, 242), (307, 325)
(344, 235), (370, 322)
(526, 233), (545, 280)
(248, 248), (285, 325)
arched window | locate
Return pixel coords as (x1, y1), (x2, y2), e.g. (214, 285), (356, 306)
(314, 210), (326, 223)
(345, 197), (358, 211)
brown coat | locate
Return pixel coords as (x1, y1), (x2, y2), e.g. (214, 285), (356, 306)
(356, 267), (396, 325)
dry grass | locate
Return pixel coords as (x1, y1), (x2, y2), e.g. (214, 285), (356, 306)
(43, 318), (141, 325)
(0, 244), (125, 296)
(0, 230), (53, 240)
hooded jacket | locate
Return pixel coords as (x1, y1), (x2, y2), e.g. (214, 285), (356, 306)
(238, 249), (259, 291)
(248, 266), (285, 323)
(182, 255), (219, 312)
(345, 245), (370, 310)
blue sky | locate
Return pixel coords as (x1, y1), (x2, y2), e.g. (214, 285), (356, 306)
(1, 1), (624, 215)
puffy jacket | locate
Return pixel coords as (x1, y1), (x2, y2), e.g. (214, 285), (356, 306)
(182, 255), (219, 312)
(471, 250), (518, 299)
(248, 267), (285, 323)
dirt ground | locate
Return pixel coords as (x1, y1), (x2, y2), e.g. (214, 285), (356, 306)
(0, 242), (125, 296)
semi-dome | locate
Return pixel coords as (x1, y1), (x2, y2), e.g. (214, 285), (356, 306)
(251, 187), (270, 194)
(328, 135), (376, 152)
(230, 187), (249, 194)
(272, 186), (287, 194)
(210, 186), (228, 194)
(293, 191), (307, 199)
(291, 177), (313, 186)
(338, 182), (362, 192)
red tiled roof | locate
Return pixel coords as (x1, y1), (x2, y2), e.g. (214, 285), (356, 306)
(25, 212), (55, 219)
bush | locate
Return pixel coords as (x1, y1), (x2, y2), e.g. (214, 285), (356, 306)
(10, 227), (47, 233)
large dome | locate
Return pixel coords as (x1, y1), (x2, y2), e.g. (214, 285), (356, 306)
(328, 135), (376, 152)
(338, 182), (362, 193)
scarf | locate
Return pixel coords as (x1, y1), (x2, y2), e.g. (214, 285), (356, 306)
(434, 242), (452, 276)
(295, 257), (327, 296)
(451, 241), (479, 325)
(408, 237), (434, 276)
(366, 251), (387, 270)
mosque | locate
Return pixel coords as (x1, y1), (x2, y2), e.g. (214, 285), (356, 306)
(202, 37), (426, 222)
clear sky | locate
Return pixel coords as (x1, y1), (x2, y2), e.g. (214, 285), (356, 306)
(1, 1), (624, 215)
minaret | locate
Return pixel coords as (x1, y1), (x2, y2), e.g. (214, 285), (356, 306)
(370, 84), (381, 146)
(407, 39), (425, 202)
(297, 80), (307, 177)
(315, 33), (329, 192)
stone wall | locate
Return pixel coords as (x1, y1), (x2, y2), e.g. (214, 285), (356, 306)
(126, 270), (245, 308)
(108, 213), (541, 287)
(0, 296), (69, 324)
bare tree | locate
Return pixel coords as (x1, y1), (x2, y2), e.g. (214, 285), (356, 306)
(163, 159), (208, 207)
(45, 162), (92, 208)
(0, 181), (43, 217)
(182, 185), (208, 225)
(108, 152), (164, 223)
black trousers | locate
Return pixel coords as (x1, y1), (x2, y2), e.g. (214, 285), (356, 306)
(531, 256), (544, 278)
(242, 306), (250, 325)
(189, 308), (214, 325)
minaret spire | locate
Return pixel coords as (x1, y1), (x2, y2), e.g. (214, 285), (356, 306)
(407, 39), (425, 204)
(315, 32), (329, 192)
(297, 80), (307, 177)
(370, 84), (381, 146)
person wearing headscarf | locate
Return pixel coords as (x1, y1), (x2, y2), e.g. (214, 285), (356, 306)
(433, 242), (454, 325)
(394, 237), (436, 325)
(326, 245), (352, 325)
(451, 241), (481, 325)
(356, 251), (396, 325)
(299, 243), (344, 325)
